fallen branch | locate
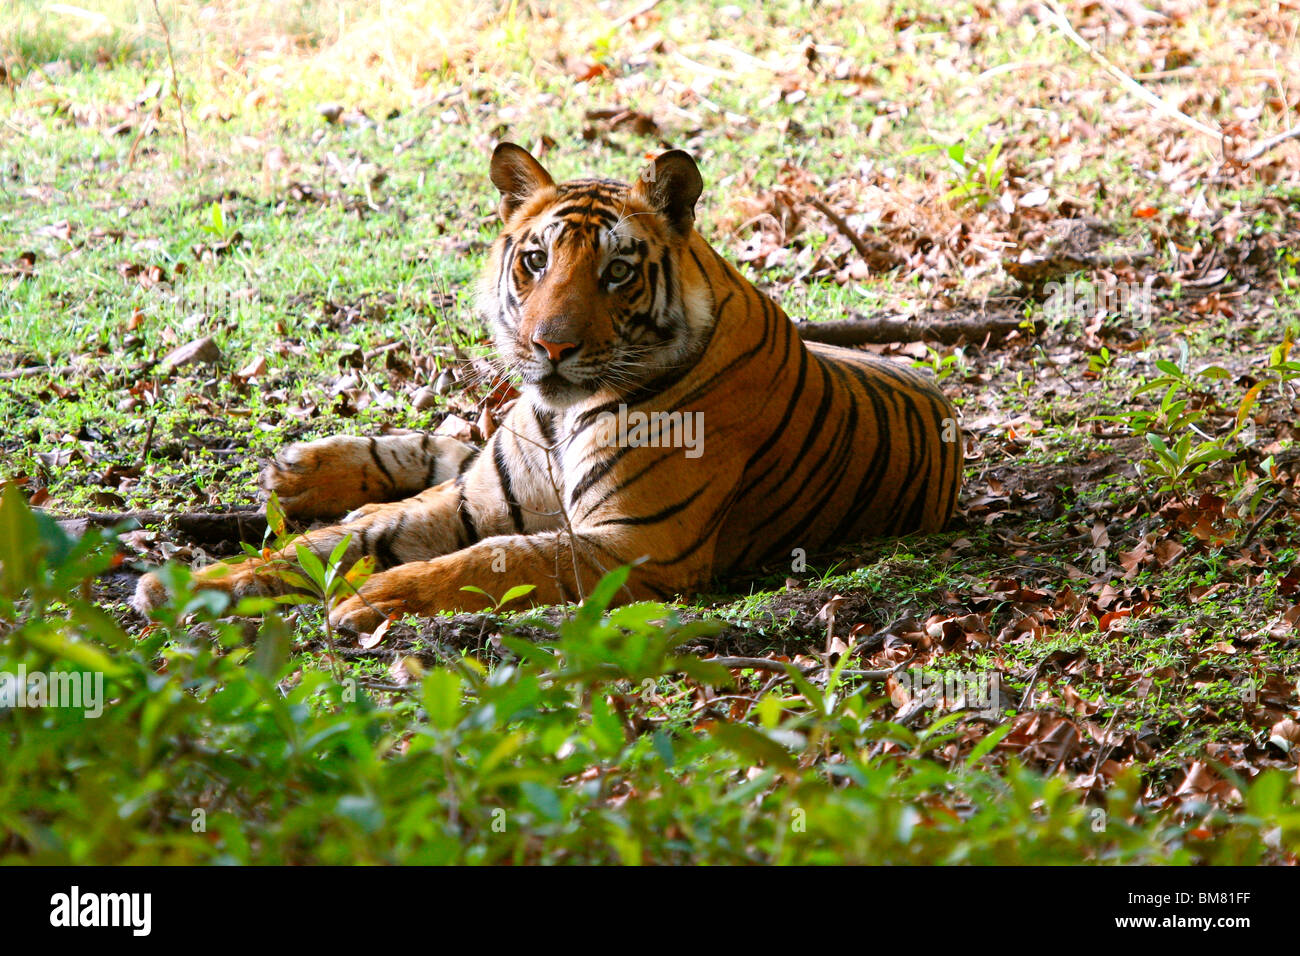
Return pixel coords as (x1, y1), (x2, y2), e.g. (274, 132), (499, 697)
(796, 312), (1040, 346)
(0, 364), (76, 380)
(1242, 124), (1300, 162)
(0, 360), (152, 381)
(51, 507), (267, 545)
(805, 197), (904, 271)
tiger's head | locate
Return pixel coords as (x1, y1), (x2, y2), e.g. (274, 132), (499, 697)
(477, 143), (715, 408)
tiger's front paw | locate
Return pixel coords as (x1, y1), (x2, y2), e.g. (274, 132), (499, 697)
(130, 571), (170, 615)
(328, 564), (455, 633)
(130, 558), (290, 616)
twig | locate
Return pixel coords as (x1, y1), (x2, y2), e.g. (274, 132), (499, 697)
(611, 0), (666, 27)
(1039, 0), (1221, 143)
(996, 532), (1093, 552)
(709, 656), (894, 681)
(1034, 344), (1078, 393)
(124, 103), (161, 169)
(0, 365), (70, 380)
(150, 0), (190, 167)
(1242, 124), (1300, 162)
(1242, 498), (1285, 546)
(136, 416), (156, 469)
(1019, 661), (1046, 711)
(797, 312), (1041, 346)
(0, 359), (151, 381)
(1089, 704), (1124, 781)
(805, 197), (904, 271)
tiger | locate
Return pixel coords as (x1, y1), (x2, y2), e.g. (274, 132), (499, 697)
(133, 143), (963, 631)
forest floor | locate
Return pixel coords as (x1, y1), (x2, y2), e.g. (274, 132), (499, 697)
(2, 0), (1299, 863)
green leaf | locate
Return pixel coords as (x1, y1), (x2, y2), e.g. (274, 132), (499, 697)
(711, 722), (797, 771)
(573, 564), (631, 628)
(22, 626), (125, 676)
(652, 730), (675, 767)
(756, 692), (785, 729)
(498, 584), (536, 609)
(964, 724), (1015, 767)
(497, 636), (558, 667)
(422, 669), (463, 730)
(588, 693), (626, 755)
(252, 613), (291, 681)
(265, 491), (287, 539)
(478, 730), (526, 776)
(265, 567), (316, 595)
(327, 534), (353, 572)
(0, 482), (41, 593)
(295, 544), (326, 589)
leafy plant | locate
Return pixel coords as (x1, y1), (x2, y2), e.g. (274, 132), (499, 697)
(908, 133), (1006, 209)
(1091, 343), (1263, 506)
(913, 345), (967, 383)
(2, 489), (1298, 864)
(461, 583), (537, 612)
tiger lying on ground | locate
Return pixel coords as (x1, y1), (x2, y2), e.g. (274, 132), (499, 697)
(133, 143), (963, 631)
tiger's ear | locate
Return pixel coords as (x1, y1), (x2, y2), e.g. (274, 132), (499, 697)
(632, 150), (703, 236)
(489, 142), (555, 222)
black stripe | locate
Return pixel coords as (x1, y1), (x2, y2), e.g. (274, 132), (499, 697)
(737, 332), (809, 497)
(569, 443), (636, 507)
(575, 445), (679, 523)
(595, 483), (706, 527)
(457, 486), (478, 545)
(533, 404), (557, 448)
(374, 516), (404, 570)
(491, 438), (524, 532)
(822, 360), (896, 543)
(367, 437), (395, 488)
(422, 434), (442, 486)
(645, 492), (735, 568)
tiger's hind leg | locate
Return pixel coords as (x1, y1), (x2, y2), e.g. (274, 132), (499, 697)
(259, 433), (478, 520)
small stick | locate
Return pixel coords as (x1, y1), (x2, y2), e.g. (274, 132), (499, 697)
(1242, 124), (1300, 162)
(805, 197), (903, 271)
(611, 0), (666, 27)
(1242, 498), (1285, 546)
(136, 416), (156, 469)
(708, 656), (894, 681)
(150, 0), (190, 167)
(1040, 0), (1221, 143)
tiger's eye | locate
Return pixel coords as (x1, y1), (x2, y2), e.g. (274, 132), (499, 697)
(523, 250), (547, 273)
(606, 260), (632, 283)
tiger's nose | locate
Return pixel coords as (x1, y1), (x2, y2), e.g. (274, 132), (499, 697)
(532, 337), (581, 362)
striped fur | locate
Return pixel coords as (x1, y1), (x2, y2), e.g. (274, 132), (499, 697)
(133, 144), (962, 629)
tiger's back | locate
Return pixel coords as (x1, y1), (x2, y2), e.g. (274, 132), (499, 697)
(550, 229), (963, 582)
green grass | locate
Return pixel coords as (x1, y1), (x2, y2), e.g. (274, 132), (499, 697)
(2, 0), (1299, 864)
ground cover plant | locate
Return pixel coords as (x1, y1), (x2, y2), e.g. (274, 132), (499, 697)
(1, 0), (1299, 864)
